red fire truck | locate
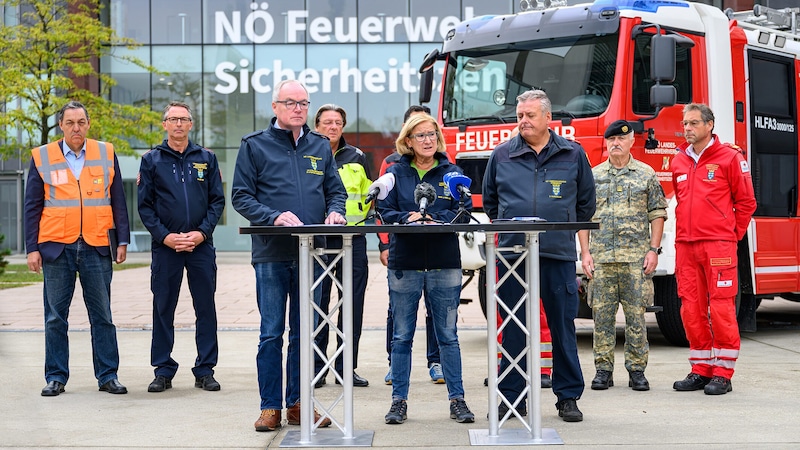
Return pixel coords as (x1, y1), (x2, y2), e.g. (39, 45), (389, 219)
(418, 0), (800, 345)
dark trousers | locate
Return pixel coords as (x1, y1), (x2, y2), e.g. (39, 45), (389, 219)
(314, 235), (368, 373)
(150, 243), (218, 378)
(497, 257), (584, 405)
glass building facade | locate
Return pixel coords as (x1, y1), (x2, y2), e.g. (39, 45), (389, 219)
(103, 0), (516, 251)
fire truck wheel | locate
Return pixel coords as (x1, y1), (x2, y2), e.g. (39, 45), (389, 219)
(654, 275), (689, 347)
(478, 268), (487, 319)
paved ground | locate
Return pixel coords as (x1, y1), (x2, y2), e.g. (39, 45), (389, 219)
(1, 251), (800, 449)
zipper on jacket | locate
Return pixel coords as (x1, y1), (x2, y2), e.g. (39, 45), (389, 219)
(290, 148), (305, 219)
(179, 155), (191, 228)
(77, 179), (83, 240)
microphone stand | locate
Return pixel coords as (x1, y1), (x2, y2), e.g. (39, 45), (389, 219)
(354, 204), (382, 226)
(450, 197), (480, 224)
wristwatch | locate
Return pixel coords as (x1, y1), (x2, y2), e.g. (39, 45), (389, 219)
(648, 246), (662, 255)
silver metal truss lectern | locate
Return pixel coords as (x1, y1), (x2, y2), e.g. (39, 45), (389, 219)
(240, 221), (598, 447)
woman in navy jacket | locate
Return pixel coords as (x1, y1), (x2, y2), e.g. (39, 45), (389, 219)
(378, 114), (475, 425)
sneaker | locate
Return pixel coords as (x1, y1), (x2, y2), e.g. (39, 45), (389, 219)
(704, 376), (733, 395)
(385, 399), (407, 424)
(429, 363), (445, 384)
(541, 373), (552, 389)
(628, 371), (650, 391)
(591, 370), (613, 390)
(195, 374), (221, 391)
(148, 375), (172, 393)
(385, 367), (392, 385)
(449, 398), (475, 423)
(673, 373), (712, 391)
(556, 398), (583, 422)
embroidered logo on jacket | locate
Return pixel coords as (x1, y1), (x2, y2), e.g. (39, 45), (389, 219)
(305, 155), (323, 175)
(548, 180), (565, 198)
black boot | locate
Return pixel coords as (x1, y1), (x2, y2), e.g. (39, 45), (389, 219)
(591, 370), (613, 390)
(628, 371), (650, 391)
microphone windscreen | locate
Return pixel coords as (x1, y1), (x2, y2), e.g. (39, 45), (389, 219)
(444, 171), (472, 201)
(414, 182), (437, 205)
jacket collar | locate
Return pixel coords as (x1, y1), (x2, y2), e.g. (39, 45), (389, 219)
(508, 129), (572, 161)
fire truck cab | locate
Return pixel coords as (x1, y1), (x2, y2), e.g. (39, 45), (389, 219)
(419, 0), (800, 345)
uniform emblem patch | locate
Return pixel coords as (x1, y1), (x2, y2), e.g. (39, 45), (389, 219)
(193, 162), (208, 182)
(547, 180), (565, 198)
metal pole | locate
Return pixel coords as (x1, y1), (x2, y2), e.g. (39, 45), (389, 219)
(342, 234), (354, 439)
(527, 232), (542, 439)
(485, 232), (499, 437)
(298, 235), (313, 444)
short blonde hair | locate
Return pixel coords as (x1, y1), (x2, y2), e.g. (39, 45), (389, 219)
(395, 114), (446, 157)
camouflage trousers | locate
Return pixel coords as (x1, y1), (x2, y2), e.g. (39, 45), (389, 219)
(588, 262), (652, 373)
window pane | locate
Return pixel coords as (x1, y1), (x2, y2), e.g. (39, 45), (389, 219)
(107, 0), (150, 43)
(254, 44), (308, 127)
(152, 46), (204, 144)
(151, 0), (202, 44)
(203, 45), (255, 148)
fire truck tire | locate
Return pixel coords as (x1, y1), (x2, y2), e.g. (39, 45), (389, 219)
(478, 267), (487, 319)
(653, 275), (689, 347)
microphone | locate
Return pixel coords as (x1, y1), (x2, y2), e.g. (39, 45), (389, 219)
(413, 182), (437, 218)
(364, 173), (396, 204)
(443, 171), (472, 201)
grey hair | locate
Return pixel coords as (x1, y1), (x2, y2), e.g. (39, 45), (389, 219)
(58, 101), (89, 123)
(162, 101), (193, 121)
(273, 79), (310, 102)
(682, 103), (715, 124)
(516, 89), (551, 114)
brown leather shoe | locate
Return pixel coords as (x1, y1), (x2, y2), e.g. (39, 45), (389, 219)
(254, 409), (281, 432)
(286, 402), (332, 428)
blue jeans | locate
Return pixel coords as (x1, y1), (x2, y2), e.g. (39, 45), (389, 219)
(254, 261), (321, 410)
(388, 268), (465, 401)
(42, 239), (120, 386)
(386, 293), (440, 367)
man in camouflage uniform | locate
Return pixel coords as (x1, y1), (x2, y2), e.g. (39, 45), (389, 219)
(577, 120), (667, 391)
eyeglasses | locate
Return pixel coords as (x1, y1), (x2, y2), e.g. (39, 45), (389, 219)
(276, 100), (310, 110)
(409, 131), (437, 142)
(680, 120), (706, 127)
(165, 117), (192, 124)
(321, 120), (344, 127)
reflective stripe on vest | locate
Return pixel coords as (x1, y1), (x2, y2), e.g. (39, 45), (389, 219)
(32, 139), (115, 247)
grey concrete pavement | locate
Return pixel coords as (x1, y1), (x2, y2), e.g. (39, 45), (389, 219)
(1, 251), (800, 449)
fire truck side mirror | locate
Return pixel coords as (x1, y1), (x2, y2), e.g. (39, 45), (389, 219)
(418, 48), (440, 104)
(651, 84), (677, 108)
(419, 70), (434, 104)
(650, 34), (676, 83)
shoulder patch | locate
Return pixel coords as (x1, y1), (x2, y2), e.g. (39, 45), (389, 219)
(242, 129), (265, 141)
(309, 130), (329, 140)
(739, 160), (750, 173)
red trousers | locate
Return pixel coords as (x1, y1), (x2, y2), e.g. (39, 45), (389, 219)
(675, 241), (740, 379)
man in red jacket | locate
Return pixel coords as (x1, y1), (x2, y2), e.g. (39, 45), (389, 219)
(671, 103), (756, 395)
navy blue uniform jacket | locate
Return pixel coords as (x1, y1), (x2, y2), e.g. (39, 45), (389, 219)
(483, 130), (596, 261)
(231, 118), (347, 263)
(378, 152), (472, 270)
(24, 140), (131, 262)
(137, 140), (225, 247)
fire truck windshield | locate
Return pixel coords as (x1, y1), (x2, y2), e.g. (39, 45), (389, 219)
(442, 33), (619, 125)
